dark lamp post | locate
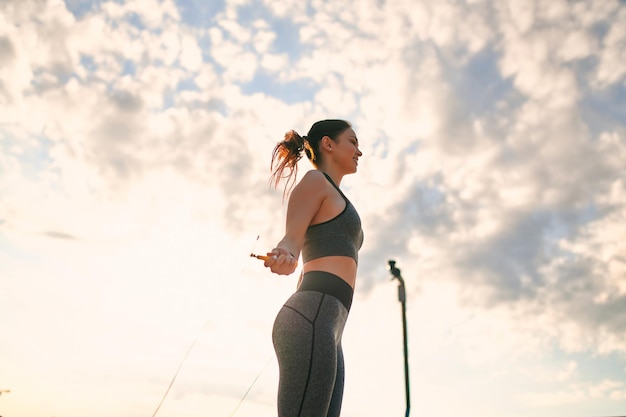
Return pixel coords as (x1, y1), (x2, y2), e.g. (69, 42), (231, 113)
(388, 260), (410, 417)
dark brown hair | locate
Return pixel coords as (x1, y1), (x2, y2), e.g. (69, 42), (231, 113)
(270, 119), (352, 195)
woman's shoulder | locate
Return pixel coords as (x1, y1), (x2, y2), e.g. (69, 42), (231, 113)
(293, 170), (328, 195)
(300, 169), (327, 183)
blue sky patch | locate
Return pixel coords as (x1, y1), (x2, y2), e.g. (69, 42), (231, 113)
(449, 46), (519, 118)
(175, 0), (225, 27)
(121, 59), (136, 76)
(241, 71), (318, 104)
(64, 0), (101, 19)
(177, 77), (200, 92)
(581, 82), (626, 139)
(237, 3), (307, 61)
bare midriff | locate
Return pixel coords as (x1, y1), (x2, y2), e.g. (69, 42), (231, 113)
(302, 256), (357, 288)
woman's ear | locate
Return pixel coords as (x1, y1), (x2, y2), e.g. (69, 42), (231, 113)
(321, 135), (333, 151)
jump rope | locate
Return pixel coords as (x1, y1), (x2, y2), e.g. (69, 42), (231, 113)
(150, 237), (297, 417)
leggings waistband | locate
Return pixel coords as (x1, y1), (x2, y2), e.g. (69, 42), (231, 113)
(297, 271), (354, 311)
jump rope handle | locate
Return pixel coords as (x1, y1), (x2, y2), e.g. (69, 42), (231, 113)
(250, 253), (298, 267)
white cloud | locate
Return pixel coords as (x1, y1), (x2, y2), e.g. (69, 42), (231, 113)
(558, 29), (596, 62)
(519, 378), (626, 409)
(252, 27), (276, 54)
(595, 6), (626, 87)
(101, 0), (180, 29)
(417, 0), (492, 57)
(262, 0), (309, 19)
(259, 52), (288, 73)
(505, 0), (536, 34)
(519, 387), (585, 408)
(208, 20), (259, 82)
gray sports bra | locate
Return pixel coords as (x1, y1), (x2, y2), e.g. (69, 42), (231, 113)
(301, 173), (364, 264)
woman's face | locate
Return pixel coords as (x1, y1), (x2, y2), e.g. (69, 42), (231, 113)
(332, 128), (362, 174)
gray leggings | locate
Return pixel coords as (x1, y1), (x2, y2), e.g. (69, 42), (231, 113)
(272, 271), (352, 417)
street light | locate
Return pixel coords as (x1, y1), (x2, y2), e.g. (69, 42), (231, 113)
(388, 260), (410, 417)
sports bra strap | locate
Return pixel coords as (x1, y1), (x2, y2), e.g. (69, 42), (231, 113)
(322, 172), (348, 201)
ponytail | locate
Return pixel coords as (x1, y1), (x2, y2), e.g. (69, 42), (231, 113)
(270, 130), (306, 197)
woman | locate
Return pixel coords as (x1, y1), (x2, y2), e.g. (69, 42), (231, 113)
(263, 119), (364, 417)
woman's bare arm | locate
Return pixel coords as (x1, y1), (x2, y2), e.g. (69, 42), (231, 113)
(265, 170), (327, 275)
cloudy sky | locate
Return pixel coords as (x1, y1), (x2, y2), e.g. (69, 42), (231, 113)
(1, 0), (626, 416)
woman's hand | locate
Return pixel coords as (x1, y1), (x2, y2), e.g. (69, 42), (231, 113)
(264, 247), (298, 275)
